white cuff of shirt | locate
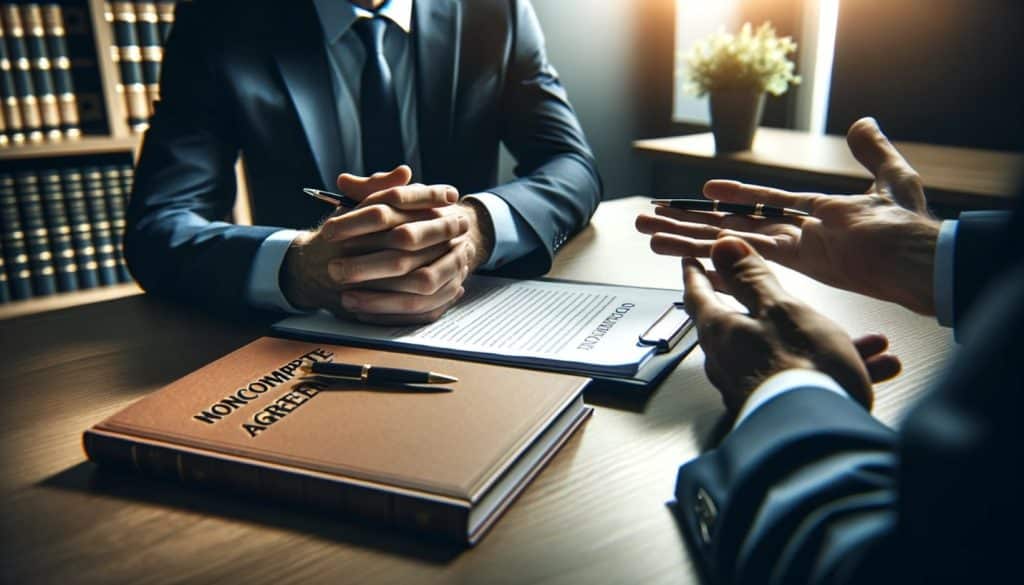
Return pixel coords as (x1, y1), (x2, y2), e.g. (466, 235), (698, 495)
(934, 219), (958, 327)
(464, 192), (541, 270)
(246, 229), (307, 314)
(733, 369), (849, 430)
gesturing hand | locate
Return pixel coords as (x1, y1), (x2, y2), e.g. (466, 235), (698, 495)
(282, 166), (489, 324)
(636, 118), (941, 315)
(684, 238), (901, 413)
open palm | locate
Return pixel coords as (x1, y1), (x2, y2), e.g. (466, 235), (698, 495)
(635, 118), (941, 315)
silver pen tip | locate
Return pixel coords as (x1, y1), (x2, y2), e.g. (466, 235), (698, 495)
(427, 372), (459, 384)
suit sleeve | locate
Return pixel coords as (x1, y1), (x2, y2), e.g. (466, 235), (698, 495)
(675, 388), (900, 585)
(124, 2), (279, 311)
(676, 249), (1024, 585)
(951, 210), (1015, 330)
(487, 0), (602, 277)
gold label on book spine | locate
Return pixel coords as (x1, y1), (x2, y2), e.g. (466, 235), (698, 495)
(42, 6), (66, 37)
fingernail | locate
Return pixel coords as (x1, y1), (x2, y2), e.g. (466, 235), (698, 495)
(445, 187), (458, 203)
(462, 264), (469, 277)
(328, 262), (346, 283)
(457, 215), (469, 231)
(464, 243), (474, 263)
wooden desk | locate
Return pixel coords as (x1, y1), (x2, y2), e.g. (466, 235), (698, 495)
(0, 198), (953, 585)
(635, 128), (1023, 211)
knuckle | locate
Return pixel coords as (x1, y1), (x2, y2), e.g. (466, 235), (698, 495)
(391, 225), (418, 249)
(366, 204), (390, 226)
(412, 268), (440, 294)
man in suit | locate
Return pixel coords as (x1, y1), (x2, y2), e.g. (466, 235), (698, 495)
(125, 0), (601, 322)
(636, 117), (1023, 583)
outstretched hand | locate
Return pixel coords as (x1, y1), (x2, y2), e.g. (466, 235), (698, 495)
(684, 238), (901, 413)
(637, 118), (941, 315)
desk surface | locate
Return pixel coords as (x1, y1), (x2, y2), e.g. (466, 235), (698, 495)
(635, 128), (1023, 209)
(0, 197), (953, 585)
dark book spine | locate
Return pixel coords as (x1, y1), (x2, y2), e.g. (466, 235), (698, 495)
(39, 167), (78, 292)
(156, 0), (174, 43)
(0, 236), (11, 303)
(119, 161), (133, 198)
(42, 2), (80, 138)
(133, 1), (159, 117)
(101, 164), (130, 282)
(62, 2), (104, 134)
(82, 165), (118, 285)
(1, 5), (45, 143)
(61, 167), (99, 289)
(0, 172), (32, 299)
(19, 3), (62, 141)
(14, 170), (58, 296)
(106, 1), (148, 133)
(82, 430), (469, 544)
(1, 15), (28, 145)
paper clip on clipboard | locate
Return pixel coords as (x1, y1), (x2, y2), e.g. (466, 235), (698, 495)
(639, 302), (694, 353)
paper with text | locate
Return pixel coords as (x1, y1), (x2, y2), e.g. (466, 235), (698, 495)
(273, 276), (686, 376)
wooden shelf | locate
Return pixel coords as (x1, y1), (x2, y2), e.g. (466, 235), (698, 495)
(0, 135), (139, 162)
(634, 128), (1024, 210)
(0, 282), (143, 321)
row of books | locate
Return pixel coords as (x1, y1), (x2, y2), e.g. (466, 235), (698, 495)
(105, 0), (178, 134)
(0, 158), (134, 302)
(1, 2), (88, 145)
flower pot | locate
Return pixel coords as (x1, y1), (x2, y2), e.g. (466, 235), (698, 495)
(709, 89), (765, 153)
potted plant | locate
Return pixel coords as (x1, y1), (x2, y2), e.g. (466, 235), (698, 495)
(684, 22), (800, 152)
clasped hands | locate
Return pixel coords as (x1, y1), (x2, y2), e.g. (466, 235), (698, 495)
(281, 165), (494, 324)
(637, 118), (939, 413)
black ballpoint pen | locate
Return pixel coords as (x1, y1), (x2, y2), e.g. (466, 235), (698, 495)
(303, 187), (360, 209)
(650, 198), (808, 218)
(299, 362), (459, 385)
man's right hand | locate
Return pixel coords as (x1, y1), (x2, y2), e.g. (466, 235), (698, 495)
(280, 166), (476, 323)
(636, 118), (941, 315)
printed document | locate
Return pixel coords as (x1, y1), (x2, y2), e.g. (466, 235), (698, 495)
(273, 276), (687, 376)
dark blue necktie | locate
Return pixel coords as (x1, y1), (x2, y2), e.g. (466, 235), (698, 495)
(354, 17), (405, 174)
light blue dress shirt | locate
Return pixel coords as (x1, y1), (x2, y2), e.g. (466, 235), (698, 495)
(247, 0), (540, 312)
(734, 220), (959, 428)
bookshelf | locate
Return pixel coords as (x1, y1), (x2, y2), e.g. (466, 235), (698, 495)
(0, 0), (251, 318)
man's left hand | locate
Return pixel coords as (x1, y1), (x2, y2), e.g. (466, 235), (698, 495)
(684, 237), (902, 413)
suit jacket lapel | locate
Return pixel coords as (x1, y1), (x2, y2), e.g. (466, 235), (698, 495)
(270, 2), (345, 190)
(413, 0), (460, 184)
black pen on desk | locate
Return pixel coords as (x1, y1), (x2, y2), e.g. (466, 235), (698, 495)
(651, 198), (809, 218)
(299, 362), (459, 385)
(303, 187), (360, 209)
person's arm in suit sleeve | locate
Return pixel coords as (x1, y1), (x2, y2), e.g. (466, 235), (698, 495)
(124, 2), (280, 311)
(484, 0), (602, 277)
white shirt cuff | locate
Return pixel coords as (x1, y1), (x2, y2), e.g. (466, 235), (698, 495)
(934, 219), (958, 327)
(733, 369), (849, 430)
(464, 192), (541, 270)
(246, 229), (307, 314)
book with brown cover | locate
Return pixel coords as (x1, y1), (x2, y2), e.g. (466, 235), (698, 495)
(83, 337), (592, 545)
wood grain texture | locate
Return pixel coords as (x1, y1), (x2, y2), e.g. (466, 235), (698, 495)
(0, 197), (953, 584)
(634, 128), (1024, 209)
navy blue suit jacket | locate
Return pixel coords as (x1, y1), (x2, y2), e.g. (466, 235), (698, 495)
(125, 0), (601, 310)
(676, 199), (1024, 584)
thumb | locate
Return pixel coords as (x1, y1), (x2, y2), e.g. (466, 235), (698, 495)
(336, 165), (413, 201)
(711, 237), (787, 316)
(846, 118), (926, 212)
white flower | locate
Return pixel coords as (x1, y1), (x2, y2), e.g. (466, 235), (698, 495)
(682, 22), (801, 97)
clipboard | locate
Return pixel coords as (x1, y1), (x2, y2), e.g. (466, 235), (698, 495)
(272, 277), (702, 392)
(639, 302), (693, 353)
